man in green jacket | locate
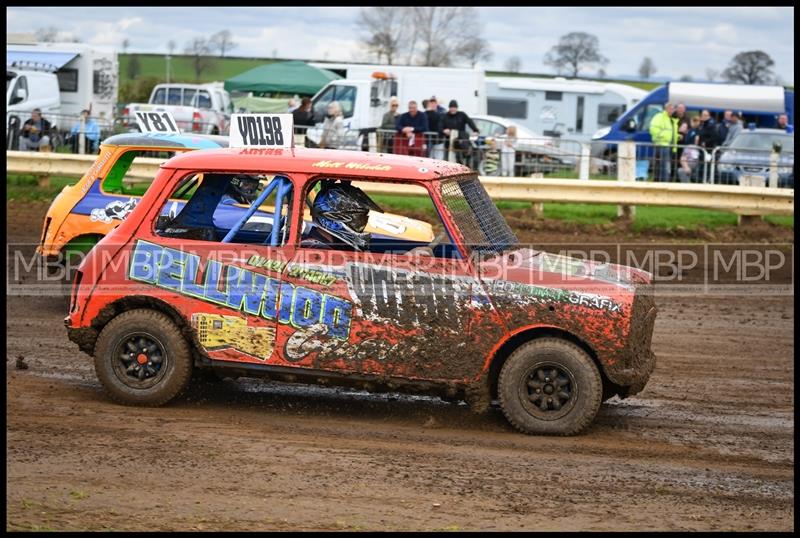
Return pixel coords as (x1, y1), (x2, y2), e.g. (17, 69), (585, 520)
(649, 102), (679, 182)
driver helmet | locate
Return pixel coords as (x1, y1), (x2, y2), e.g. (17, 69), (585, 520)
(227, 175), (261, 204)
(311, 181), (383, 250)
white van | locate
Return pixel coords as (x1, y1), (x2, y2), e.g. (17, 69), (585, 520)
(6, 65), (61, 120)
(305, 62), (486, 148)
(486, 76), (646, 144)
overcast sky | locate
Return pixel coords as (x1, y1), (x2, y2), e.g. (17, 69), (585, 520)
(7, 6), (795, 84)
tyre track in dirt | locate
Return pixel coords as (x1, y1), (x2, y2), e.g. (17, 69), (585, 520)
(6, 201), (794, 531)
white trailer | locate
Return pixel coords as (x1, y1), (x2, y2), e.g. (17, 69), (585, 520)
(6, 40), (118, 123)
(486, 76), (646, 143)
(304, 62), (486, 147)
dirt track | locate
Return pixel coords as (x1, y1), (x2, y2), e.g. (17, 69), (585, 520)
(6, 202), (794, 531)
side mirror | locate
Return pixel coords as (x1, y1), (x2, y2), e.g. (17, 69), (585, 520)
(625, 119), (636, 132)
(772, 141), (783, 154)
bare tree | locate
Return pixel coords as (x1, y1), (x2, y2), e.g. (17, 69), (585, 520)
(210, 30), (238, 57)
(679, 74), (693, 82)
(543, 32), (608, 77)
(504, 56), (522, 73)
(167, 40), (176, 55)
(410, 7), (492, 67)
(705, 67), (719, 82)
(722, 50), (775, 85)
(184, 38), (214, 81)
(35, 27), (59, 42)
(638, 57), (657, 80)
(356, 7), (410, 65)
(458, 37), (493, 68)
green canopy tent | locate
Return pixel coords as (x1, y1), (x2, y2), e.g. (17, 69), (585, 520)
(224, 60), (342, 96)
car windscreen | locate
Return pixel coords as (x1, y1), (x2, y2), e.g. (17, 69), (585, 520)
(730, 132), (794, 151)
(439, 175), (518, 255)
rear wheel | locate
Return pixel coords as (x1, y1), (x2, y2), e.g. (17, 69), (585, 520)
(498, 338), (602, 435)
(93, 309), (193, 406)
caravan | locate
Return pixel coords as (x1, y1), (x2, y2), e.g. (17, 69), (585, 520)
(486, 77), (647, 143)
(6, 40), (118, 124)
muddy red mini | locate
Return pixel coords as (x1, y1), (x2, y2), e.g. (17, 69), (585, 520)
(65, 114), (657, 435)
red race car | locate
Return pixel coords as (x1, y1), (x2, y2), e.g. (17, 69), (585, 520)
(66, 115), (656, 435)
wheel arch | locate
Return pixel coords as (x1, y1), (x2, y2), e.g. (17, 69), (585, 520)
(486, 325), (614, 400)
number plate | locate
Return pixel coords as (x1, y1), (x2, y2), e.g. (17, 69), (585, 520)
(230, 114), (293, 149)
(135, 111), (181, 134)
(740, 175), (766, 188)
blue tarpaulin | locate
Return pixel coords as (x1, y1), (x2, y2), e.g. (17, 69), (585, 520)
(6, 50), (78, 71)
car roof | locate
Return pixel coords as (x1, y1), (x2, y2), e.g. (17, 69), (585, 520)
(161, 147), (472, 182)
(471, 115), (542, 138)
(100, 132), (229, 149)
(740, 128), (793, 135)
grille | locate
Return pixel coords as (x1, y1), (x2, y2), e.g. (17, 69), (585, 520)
(439, 176), (518, 254)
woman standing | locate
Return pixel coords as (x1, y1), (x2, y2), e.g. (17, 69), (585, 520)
(319, 101), (345, 149)
(500, 125), (517, 177)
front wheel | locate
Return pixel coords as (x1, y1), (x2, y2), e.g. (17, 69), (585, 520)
(498, 338), (602, 435)
(93, 309), (193, 406)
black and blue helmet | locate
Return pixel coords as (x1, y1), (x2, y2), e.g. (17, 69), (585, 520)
(311, 181), (383, 250)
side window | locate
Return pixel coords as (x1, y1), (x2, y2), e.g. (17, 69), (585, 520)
(313, 86), (335, 122)
(151, 88), (166, 105)
(182, 89), (197, 106)
(299, 178), (457, 258)
(545, 91), (562, 101)
(597, 104), (624, 127)
(167, 88), (182, 106)
(100, 150), (182, 195)
(473, 119), (490, 135)
(12, 75), (28, 102)
(639, 104), (664, 132)
(155, 173), (294, 246)
(334, 85), (357, 119)
(197, 91), (212, 110)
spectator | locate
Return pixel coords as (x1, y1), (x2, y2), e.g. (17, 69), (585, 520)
(685, 115), (702, 147)
(394, 100), (429, 157)
(292, 97), (315, 130)
(648, 102), (678, 182)
(777, 113), (793, 133)
(723, 111), (743, 146)
(287, 96), (300, 113)
(442, 99), (479, 165)
(319, 101), (345, 149)
(380, 96), (400, 153)
(697, 109), (720, 151)
(19, 108), (53, 152)
(429, 95), (445, 114)
(421, 99), (429, 111)
(673, 102), (688, 180)
(717, 110), (733, 147)
(68, 109), (101, 154)
(425, 98), (444, 160)
(499, 125), (517, 177)
(677, 144), (701, 183)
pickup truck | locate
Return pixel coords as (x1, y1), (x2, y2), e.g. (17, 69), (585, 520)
(122, 83), (233, 135)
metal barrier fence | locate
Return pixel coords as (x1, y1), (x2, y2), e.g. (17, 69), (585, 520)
(6, 112), (116, 155)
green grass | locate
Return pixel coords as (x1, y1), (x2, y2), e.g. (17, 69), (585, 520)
(120, 53), (276, 84)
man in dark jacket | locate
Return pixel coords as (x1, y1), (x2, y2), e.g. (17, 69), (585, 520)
(395, 100), (428, 157)
(441, 100), (479, 164)
(697, 109), (720, 151)
(19, 108), (53, 151)
(292, 97), (315, 129)
(425, 99), (444, 159)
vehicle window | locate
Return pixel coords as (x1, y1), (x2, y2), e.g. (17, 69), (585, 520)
(473, 120), (505, 137)
(155, 173), (294, 246)
(214, 91), (225, 110)
(597, 103), (625, 127)
(11, 75), (28, 102)
(299, 178), (456, 258)
(312, 85), (336, 123)
(487, 98), (528, 120)
(439, 175), (518, 255)
(638, 104), (663, 132)
(197, 91), (212, 110)
(152, 88), (166, 105)
(167, 88), (182, 106)
(333, 85), (357, 119)
(101, 149), (182, 195)
(545, 91), (562, 101)
(182, 89), (197, 106)
(56, 68), (78, 93)
(730, 133), (794, 151)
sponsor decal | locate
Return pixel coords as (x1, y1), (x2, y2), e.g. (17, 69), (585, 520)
(128, 240), (353, 340)
(311, 160), (392, 171)
(89, 198), (138, 223)
(245, 255), (341, 287)
(192, 313), (275, 360)
(487, 279), (623, 313)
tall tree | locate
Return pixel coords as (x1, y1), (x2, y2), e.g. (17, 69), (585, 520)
(638, 57), (657, 80)
(356, 7), (410, 65)
(722, 50), (775, 85)
(543, 32), (608, 77)
(210, 30), (238, 57)
(127, 54), (141, 79)
(35, 27), (59, 42)
(458, 37), (493, 68)
(504, 56), (522, 73)
(679, 74), (693, 82)
(705, 67), (719, 82)
(184, 38), (214, 81)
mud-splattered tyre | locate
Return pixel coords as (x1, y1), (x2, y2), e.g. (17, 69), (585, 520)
(93, 309), (193, 406)
(498, 338), (602, 435)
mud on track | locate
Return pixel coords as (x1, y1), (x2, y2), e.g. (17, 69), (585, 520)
(6, 201), (794, 531)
